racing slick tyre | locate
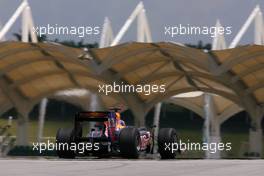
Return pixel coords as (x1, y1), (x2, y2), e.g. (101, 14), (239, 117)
(158, 128), (179, 159)
(119, 127), (140, 159)
(56, 128), (75, 159)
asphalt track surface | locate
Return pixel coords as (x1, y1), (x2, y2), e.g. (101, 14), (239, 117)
(0, 159), (263, 176)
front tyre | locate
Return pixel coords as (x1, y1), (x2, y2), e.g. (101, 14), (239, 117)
(119, 127), (140, 158)
(158, 128), (179, 159)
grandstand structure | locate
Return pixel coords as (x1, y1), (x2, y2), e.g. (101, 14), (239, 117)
(0, 0), (263, 158)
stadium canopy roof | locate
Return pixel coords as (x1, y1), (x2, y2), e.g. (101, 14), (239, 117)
(0, 41), (121, 114)
(0, 41), (263, 119)
(90, 42), (263, 116)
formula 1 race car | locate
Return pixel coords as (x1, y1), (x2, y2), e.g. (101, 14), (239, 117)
(56, 108), (180, 159)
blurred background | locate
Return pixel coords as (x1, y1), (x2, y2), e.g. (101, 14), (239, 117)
(0, 0), (263, 159)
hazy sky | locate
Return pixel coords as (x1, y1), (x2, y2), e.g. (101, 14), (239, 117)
(0, 0), (264, 45)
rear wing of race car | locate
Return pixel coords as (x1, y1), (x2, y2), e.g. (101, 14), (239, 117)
(75, 111), (109, 122)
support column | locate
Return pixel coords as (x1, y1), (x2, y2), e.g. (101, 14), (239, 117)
(21, 4), (29, 42)
(248, 112), (263, 157)
(255, 9), (263, 45)
(87, 93), (105, 129)
(209, 116), (221, 159)
(99, 17), (113, 48)
(88, 93), (105, 111)
(137, 9), (145, 42)
(16, 111), (29, 146)
(37, 98), (48, 143)
(204, 94), (221, 159)
(0, 21), (6, 41)
(153, 103), (162, 153)
(212, 20), (227, 50)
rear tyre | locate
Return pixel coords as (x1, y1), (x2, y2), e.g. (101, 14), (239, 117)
(119, 127), (140, 158)
(158, 128), (179, 159)
(56, 128), (75, 159)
